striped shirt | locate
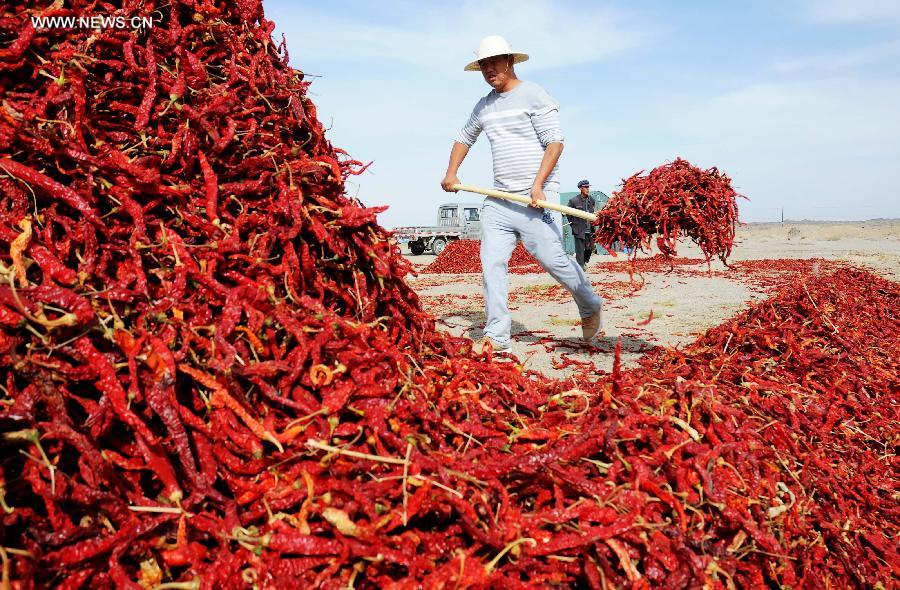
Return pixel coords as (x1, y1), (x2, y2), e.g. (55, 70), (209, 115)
(455, 81), (564, 193)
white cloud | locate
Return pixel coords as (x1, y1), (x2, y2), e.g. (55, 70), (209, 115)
(265, 1), (900, 225)
(670, 78), (900, 148)
(773, 39), (900, 71)
(799, 0), (900, 25)
(265, 0), (658, 227)
(269, 0), (656, 72)
(664, 78), (900, 221)
(454, 1), (655, 70)
(303, 70), (900, 224)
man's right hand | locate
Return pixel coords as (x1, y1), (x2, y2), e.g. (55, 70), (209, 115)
(441, 174), (460, 192)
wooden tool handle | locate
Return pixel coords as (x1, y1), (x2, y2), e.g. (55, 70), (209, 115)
(451, 184), (598, 222)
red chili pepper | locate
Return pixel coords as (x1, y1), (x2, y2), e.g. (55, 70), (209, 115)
(197, 149), (219, 223)
(0, 19), (35, 62)
(0, 158), (99, 224)
(265, 532), (344, 555)
(72, 337), (160, 442)
(27, 243), (78, 285)
(636, 308), (654, 326)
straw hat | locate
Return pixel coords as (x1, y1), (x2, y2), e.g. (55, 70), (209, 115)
(464, 35), (529, 72)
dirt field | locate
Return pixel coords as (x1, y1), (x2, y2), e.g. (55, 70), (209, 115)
(405, 220), (900, 379)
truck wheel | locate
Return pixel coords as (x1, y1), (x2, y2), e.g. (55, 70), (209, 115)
(431, 238), (447, 256)
(409, 241), (425, 255)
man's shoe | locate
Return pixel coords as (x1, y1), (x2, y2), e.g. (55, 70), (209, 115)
(581, 308), (603, 342)
(474, 337), (512, 355)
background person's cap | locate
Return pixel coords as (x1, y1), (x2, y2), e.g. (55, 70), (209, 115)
(577, 180), (590, 188)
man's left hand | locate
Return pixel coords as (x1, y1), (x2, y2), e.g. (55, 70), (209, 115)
(529, 185), (545, 208)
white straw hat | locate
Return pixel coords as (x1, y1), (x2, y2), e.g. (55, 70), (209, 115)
(464, 35), (529, 72)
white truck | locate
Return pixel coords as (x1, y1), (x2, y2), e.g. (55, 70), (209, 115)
(393, 202), (483, 255)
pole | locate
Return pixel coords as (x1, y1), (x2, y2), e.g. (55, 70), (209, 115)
(450, 184), (597, 222)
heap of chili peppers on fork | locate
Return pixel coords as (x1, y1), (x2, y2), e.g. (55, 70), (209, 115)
(1, 1), (897, 588)
(594, 158), (742, 265)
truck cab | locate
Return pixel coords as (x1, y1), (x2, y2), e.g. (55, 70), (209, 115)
(394, 202), (483, 255)
(438, 203), (481, 229)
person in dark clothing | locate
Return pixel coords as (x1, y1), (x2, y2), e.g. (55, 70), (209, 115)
(566, 179), (596, 270)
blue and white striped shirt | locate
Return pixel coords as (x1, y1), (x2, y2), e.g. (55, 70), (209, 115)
(456, 81), (564, 193)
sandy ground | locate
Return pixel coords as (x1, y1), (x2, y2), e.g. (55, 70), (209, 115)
(404, 220), (900, 379)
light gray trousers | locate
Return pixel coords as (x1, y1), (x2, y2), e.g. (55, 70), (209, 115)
(480, 193), (603, 347)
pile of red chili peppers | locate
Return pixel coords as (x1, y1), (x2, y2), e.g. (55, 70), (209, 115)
(594, 158), (742, 264)
(422, 240), (541, 274)
(592, 254), (849, 292)
(629, 267), (899, 587)
(0, 2), (897, 589)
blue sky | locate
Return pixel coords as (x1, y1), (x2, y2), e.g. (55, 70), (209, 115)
(266, 0), (900, 227)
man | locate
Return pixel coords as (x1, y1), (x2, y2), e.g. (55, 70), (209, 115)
(567, 180), (596, 270)
(440, 35), (603, 354)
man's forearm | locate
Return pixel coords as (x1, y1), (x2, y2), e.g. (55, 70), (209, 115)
(441, 142), (470, 191)
(446, 142), (470, 176)
(532, 142), (563, 189)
